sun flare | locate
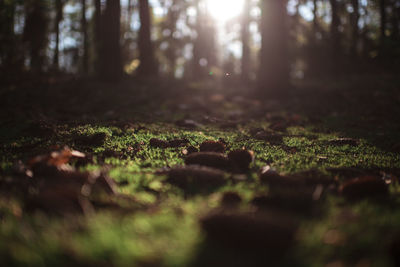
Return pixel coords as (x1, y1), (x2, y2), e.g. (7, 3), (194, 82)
(205, 0), (245, 23)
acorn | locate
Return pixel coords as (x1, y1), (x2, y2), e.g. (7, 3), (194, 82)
(339, 176), (388, 200)
(185, 152), (230, 170)
(228, 149), (254, 172)
(200, 140), (226, 153)
(167, 165), (227, 193)
(259, 166), (286, 185)
(168, 138), (190, 148)
(149, 138), (169, 148)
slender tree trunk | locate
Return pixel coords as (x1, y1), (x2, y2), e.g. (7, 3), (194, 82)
(0, 0), (16, 70)
(312, 0), (319, 34)
(329, 0), (340, 74)
(53, 0), (63, 70)
(100, 0), (122, 81)
(350, 0), (360, 56)
(397, 1), (400, 39)
(23, 0), (49, 73)
(138, 0), (157, 76)
(192, 0), (202, 79)
(390, 0), (399, 40)
(165, 0), (179, 77)
(127, 0), (133, 29)
(257, 0), (289, 98)
(380, 0), (387, 45)
(81, 0), (88, 74)
(93, 0), (102, 76)
(241, 0), (251, 83)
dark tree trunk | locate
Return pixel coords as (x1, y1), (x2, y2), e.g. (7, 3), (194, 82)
(165, 0), (180, 77)
(390, 0), (399, 40)
(350, 0), (360, 56)
(138, 0), (157, 76)
(100, 0), (122, 82)
(241, 0), (251, 83)
(23, 0), (49, 73)
(53, 0), (63, 70)
(329, 0), (340, 74)
(0, 0), (16, 70)
(93, 0), (102, 76)
(192, 0), (202, 79)
(257, 0), (289, 98)
(81, 0), (88, 74)
(312, 0), (319, 35)
(380, 0), (387, 45)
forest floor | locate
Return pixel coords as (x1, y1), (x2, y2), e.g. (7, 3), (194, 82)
(0, 74), (400, 267)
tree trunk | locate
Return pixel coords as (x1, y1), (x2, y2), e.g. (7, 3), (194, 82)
(350, 0), (360, 56)
(192, 0), (202, 79)
(127, 0), (133, 29)
(165, 0), (179, 77)
(53, 0), (63, 70)
(257, 0), (289, 98)
(93, 0), (102, 76)
(23, 0), (49, 73)
(138, 0), (157, 76)
(0, 0), (16, 70)
(100, 0), (122, 81)
(241, 0), (251, 83)
(329, 0), (340, 74)
(312, 0), (319, 34)
(380, 0), (387, 45)
(81, 0), (88, 74)
(390, 0), (399, 40)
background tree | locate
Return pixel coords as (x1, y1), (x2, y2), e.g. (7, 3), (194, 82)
(1, 0), (399, 83)
(138, 0), (158, 77)
(0, 0), (19, 75)
(329, 0), (341, 74)
(81, 0), (88, 74)
(258, 0), (290, 97)
(350, 0), (360, 56)
(99, 0), (122, 82)
(379, 0), (387, 47)
(93, 0), (102, 76)
(53, 0), (65, 70)
(241, 0), (251, 83)
(23, 0), (49, 73)
(191, 0), (217, 81)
